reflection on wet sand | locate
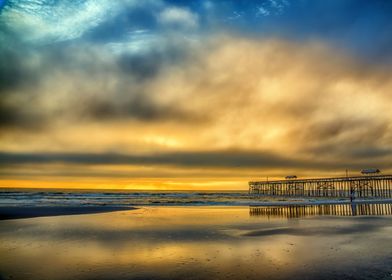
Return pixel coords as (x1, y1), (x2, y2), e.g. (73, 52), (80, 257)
(1, 206), (392, 280)
(249, 203), (392, 218)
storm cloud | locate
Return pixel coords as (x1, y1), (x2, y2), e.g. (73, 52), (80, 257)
(1, 149), (390, 171)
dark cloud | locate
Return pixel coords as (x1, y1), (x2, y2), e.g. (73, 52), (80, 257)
(0, 36), (203, 129)
(348, 147), (392, 159)
(118, 53), (162, 79)
(78, 93), (204, 123)
(0, 33), (42, 91)
(298, 119), (392, 160)
(0, 150), (292, 167)
(0, 99), (47, 130)
(0, 41), (51, 129)
(116, 44), (189, 80)
(0, 48), (24, 91)
(0, 150), (388, 171)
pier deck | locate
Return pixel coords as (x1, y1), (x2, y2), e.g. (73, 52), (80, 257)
(249, 175), (392, 198)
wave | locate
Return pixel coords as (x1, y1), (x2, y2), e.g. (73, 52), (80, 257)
(0, 189), (253, 207)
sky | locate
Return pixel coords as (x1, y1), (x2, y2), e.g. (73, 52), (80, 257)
(1, 0), (392, 190)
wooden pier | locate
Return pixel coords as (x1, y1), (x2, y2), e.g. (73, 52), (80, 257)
(249, 175), (392, 198)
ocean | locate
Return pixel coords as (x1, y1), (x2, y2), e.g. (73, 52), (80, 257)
(2, 188), (391, 211)
(0, 189), (269, 207)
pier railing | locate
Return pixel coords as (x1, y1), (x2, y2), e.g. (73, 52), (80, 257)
(249, 175), (392, 198)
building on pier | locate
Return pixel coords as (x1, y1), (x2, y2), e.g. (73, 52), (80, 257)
(361, 168), (381, 175)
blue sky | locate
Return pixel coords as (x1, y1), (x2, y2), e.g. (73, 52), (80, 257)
(2, 0), (392, 61)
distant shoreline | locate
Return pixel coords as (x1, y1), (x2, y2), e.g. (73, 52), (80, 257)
(0, 206), (135, 220)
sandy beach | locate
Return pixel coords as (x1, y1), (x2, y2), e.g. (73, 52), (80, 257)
(1, 205), (391, 280)
(0, 206), (135, 220)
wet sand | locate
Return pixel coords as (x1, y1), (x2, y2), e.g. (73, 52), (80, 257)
(1, 206), (392, 280)
(0, 206), (134, 220)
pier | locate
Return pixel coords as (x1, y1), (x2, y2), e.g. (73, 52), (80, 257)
(249, 174), (392, 198)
